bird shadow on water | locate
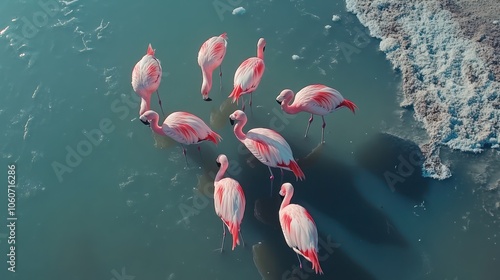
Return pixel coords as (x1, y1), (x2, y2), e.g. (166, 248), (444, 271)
(293, 142), (409, 247)
(354, 132), (430, 203)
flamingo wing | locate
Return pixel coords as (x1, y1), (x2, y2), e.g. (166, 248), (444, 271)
(244, 128), (294, 167)
(132, 55), (162, 94)
(214, 178), (246, 249)
(280, 204), (322, 273)
(198, 36), (227, 70)
(214, 178), (246, 225)
(163, 112), (220, 144)
(294, 84), (345, 113)
(234, 57), (265, 93)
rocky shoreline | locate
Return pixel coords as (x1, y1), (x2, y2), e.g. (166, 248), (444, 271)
(346, 0), (500, 179)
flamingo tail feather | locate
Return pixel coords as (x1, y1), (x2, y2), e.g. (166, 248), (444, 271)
(339, 99), (358, 114)
(288, 160), (305, 181)
(230, 224), (240, 250)
(205, 131), (222, 144)
(303, 249), (324, 274)
(229, 86), (243, 104)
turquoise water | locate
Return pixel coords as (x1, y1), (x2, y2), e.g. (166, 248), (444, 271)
(0, 0), (499, 279)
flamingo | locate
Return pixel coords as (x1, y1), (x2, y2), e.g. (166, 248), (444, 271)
(279, 182), (323, 275)
(139, 110), (221, 166)
(228, 38), (266, 110)
(276, 84), (357, 144)
(229, 110), (304, 195)
(198, 33), (228, 101)
(213, 154), (246, 252)
(131, 44), (165, 117)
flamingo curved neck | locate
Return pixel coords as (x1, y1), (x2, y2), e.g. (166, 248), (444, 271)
(201, 70), (212, 94)
(215, 161), (228, 182)
(281, 97), (301, 114)
(257, 48), (264, 60)
(139, 97), (151, 116)
(150, 116), (166, 136)
(233, 118), (247, 142)
(280, 191), (294, 210)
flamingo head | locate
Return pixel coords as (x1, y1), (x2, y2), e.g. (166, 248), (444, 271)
(139, 110), (159, 126)
(276, 89), (294, 105)
(257, 38), (266, 52)
(201, 83), (212, 101)
(229, 110), (246, 125)
(216, 154), (228, 167)
(279, 183), (294, 197)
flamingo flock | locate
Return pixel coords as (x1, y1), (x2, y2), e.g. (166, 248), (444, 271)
(131, 34), (358, 275)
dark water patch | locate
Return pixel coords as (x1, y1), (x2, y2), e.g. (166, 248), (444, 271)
(355, 132), (430, 203)
(291, 143), (408, 247)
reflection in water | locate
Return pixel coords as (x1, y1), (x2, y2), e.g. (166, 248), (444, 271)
(252, 242), (287, 280)
(254, 196), (281, 229)
(210, 98), (238, 130)
(151, 130), (177, 149)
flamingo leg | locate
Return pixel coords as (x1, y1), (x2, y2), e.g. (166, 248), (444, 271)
(249, 93), (253, 108)
(280, 168), (284, 185)
(156, 90), (166, 117)
(219, 65), (222, 95)
(197, 146), (203, 167)
(304, 114), (314, 138)
(268, 166), (275, 196)
(296, 253), (303, 269)
(220, 222), (226, 253)
(239, 230), (245, 248)
(321, 116), (326, 144)
(241, 99), (246, 111)
(181, 145), (188, 168)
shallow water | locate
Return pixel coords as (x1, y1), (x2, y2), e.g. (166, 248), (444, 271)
(0, 0), (499, 280)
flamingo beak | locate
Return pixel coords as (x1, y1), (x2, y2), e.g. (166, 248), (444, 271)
(229, 118), (235, 125)
(276, 100), (282, 105)
(204, 97), (212, 102)
(140, 119), (150, 126)
(216, 161), (221, 167)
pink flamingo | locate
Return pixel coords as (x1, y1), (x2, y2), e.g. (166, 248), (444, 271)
(214, 154), (246, 252)
(139, 110), (222, 166)
(228, 38), (266, 110)
(276, 84), (357, 143)
(279, 182), (323, 275)
(198, 33), (228, 101)
(132, 44), (165, 116)
(229, 110), (304, 195)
